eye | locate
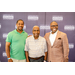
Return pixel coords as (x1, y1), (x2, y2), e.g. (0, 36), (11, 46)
(21, 24), (24, 25)
(37, 30), (39, 31)
(18, 23), (20, 25)
(34, 30), (36, 31)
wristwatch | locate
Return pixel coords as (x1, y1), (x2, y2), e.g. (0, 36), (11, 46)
(8, 57), (11, 60)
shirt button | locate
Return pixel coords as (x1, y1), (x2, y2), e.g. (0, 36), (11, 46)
(51, 46), (53, 48)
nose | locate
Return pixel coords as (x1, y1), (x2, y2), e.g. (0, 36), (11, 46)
(36, 31), (37, 33)
(53, 26), (56, 28)
(35, 31), (38, 33)
(19, 24), (23, 26)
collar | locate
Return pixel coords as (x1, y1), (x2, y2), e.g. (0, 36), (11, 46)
(15, 29), (25, 33)
(50, 30), (58, 34)
(32, 35), (40, 40)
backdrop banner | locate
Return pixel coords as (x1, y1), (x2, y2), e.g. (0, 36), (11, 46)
(0, 12), (75, 62)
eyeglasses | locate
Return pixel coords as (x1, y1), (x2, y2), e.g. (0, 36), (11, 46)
(51, 25), (58, 27)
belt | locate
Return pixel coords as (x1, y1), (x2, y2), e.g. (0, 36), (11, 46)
(29, 56), (43, 60)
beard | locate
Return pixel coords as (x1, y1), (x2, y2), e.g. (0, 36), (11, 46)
(18, 27), (23, 31)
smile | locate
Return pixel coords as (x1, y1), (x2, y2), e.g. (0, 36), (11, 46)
(53, 29), (56, 30)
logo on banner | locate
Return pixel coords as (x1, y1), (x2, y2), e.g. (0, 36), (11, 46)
(2, 52), (7, 57)
(69, 43), (74, 49)
(64, 25), (75, 30)
(3, 33), (8, 38)
(52, 16), (63, 21)
(28, 15), (39, 20)
(0, 24), (1, 29)
(40, 25), (50, 29)
(3, 14), (14, 20)
(0, 43), (1, 48)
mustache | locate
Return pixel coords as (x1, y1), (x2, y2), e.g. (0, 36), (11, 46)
(19, 26), (23, 28)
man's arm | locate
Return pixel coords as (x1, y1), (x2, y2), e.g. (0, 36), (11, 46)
(25, 37), (30, 62)
(5, 42), (13, 62)
(28, 35), (32, 37)
(44, 38), (48, 62)
(44, 52), (47, 61)
(25, 51), (29, 62)
(63, 34), (69, 62)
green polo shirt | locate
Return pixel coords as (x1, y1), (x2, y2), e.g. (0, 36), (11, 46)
(6, 29), (28, 60)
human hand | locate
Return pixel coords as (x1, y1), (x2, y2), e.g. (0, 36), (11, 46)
(8, 59), (13, 62)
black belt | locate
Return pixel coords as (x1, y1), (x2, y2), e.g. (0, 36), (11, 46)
(29, 56), (44, 60)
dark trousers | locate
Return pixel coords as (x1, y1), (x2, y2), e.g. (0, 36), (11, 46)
(29, 56), (44, 62)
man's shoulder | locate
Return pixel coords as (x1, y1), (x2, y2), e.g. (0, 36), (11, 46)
(8, 30), (15, 35)
(58, 30), (68, 39)
(24, 31), (28, 35)
(58, 30), (67, 36)
(26, 36), (46, 41)
(44, 32), (50, 37)
(26, 35), (33, 40)
(45, 32), (50, 35)
(39, 36), (46, 41)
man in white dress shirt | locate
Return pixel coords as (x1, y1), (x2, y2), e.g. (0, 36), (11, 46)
(25, 26), (47, 62)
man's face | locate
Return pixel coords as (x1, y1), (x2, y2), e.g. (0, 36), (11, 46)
(32, 27), (40, 39)
(50, 22), (58, 34)
(16, 20), (24, 31)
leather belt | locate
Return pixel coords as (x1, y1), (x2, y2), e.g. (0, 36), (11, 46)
(29, 56), (43, 60)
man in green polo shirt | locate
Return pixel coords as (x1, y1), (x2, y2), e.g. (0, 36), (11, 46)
(5, 19), (28, 62)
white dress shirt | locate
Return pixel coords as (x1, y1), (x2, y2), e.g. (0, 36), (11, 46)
(25, 35), (47, 58)
(49, 30), (58, 46)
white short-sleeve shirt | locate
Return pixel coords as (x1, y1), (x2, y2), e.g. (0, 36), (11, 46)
(25, 35), (47, 58)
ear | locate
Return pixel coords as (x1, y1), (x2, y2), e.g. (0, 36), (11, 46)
(39, 31), (40, 34)
(16, 24), (17, 26)
(32, 30), (33, 33)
